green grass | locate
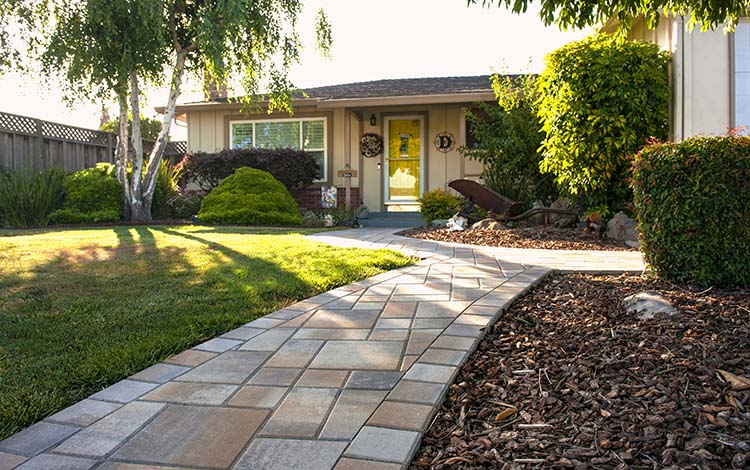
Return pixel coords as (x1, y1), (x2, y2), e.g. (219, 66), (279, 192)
(0, 225), (413, 439)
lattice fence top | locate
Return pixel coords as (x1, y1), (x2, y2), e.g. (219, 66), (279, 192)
(0, 111), (186, 155)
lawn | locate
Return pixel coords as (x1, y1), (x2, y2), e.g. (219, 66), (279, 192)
(0, 225), (412, 439)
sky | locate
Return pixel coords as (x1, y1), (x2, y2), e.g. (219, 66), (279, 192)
(0, 0), (591, 140)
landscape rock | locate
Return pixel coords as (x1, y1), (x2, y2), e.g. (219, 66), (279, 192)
(622, 291), (679, 320)
(607, 212), (639, 243)
(447, 215), (468, 231)
(529, 201), (546, 225)
(549, 197), (577, 228)
(470, 218), (505, 231)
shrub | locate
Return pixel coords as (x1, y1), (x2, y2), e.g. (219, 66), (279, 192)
(50, 164), (122, 224)
(0, 167), (65, 227)
(167, 190), (205, 219)
(537, 34), (671, 211)
(461, 74), (556, 208)
(152, 159), (182, 219)
(177, 147), (319, 192)
(302, 208), (357, 227)
(198, 167), (303, 226)
(632, 136), (750, 287)
(418, 189), (460, 224)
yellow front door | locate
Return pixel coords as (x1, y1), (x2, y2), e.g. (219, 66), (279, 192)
(385, 117), (422, 202)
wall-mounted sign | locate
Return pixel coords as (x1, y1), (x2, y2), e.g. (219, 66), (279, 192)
(337, 169), (358, 178)
(434, 131), (455, 153)
(360, 133), (383, 158)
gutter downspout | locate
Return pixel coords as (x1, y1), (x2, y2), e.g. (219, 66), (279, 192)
(673, 15), (686, 141)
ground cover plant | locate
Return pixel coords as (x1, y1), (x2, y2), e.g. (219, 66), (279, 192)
(198, 168), (303, 226)
(414, 273), (749, 469)
(0, 225), (412, 439)
(0, 167), (65, 228)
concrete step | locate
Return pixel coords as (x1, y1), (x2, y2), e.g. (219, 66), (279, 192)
(358, 212), (424, 228)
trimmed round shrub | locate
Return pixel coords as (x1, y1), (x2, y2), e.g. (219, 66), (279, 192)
(198, 167), (303, 226)
(49, 164), (122, 224)
(418, 189), (460, 224)
(632, 136), (750, 287)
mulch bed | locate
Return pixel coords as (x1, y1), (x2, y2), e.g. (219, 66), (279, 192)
(413, 274), (750, 469)
(398, 226), (634, 251)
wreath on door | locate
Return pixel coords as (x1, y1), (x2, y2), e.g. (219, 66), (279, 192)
(360, 133), (383, 158)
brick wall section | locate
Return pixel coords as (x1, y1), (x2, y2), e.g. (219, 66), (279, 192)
(291, 187), (361, 211)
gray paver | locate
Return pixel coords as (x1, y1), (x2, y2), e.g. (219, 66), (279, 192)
(345, 371), (403, 390)
(311, 341), (404, 370)
(264, 340), (324, 368)
(235, 438), (347, 470)
(419, 348), (468, 366)
(404, 363), (457, 383)
(164, 349), (217, 367)
(388, 380), (446, 405)
(248, 367), (302, 386)
(320, 390), (387, 439)
(0, 421), (79, 457)
(221, 326), (265, 340)
(130, 363), (190, 383)
(260, 387), (338, 437)
(345, 426), (421, 463)
(141, 381), (237, 405)
(304, 310), (380, 329)
(193, 337), (242, 353)
(47, 399), (122, 427)
(54, 401), (165, 457)
(244, 317), (286, 329)
(176, 351), (269, 383)
(90, 380), (157, 403)
(15, 454), (96, 470)
(113, 405), (268, 467)
(238, 328), (296, 351)
(294, 328), (370, 340)
(431, 335), (476, 351)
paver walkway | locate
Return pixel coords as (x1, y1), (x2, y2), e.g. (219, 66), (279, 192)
(0, 229), (644, 470)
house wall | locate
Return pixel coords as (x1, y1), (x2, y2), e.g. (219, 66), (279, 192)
(185, 102), (486, 212)
(625, 16), (733, 139)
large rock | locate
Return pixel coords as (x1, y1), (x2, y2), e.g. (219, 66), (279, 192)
(622, 292), (679, 320)
(529, 200), (546, 225)
(471, 218), (505, 230)
(607, 212), (639, 244)
(549, 197), (577, 227)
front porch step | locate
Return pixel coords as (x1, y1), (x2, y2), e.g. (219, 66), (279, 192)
(359, 212), (425, 228)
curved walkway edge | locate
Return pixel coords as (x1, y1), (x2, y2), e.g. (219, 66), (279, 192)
(0, 228), (645, 470)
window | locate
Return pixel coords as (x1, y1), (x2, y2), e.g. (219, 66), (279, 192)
(734, 22), (750, 129)
(230, 118), (327, 180)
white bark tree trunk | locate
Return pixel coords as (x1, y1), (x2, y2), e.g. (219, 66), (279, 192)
(115, 93), (133, 218)
(128, 72), (149, 221)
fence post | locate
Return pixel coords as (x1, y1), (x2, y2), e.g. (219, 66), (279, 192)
(35, 118), (44, 170)
(107, 133), (114, 163)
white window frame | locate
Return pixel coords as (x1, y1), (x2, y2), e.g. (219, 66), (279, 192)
(229, 116), (328, 182)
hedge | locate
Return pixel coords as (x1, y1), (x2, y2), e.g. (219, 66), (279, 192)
(197, 167), (303, 226)
(177, 147), (319, 192)
(632, 136), (750, 287)
(49, 164), (122, 224)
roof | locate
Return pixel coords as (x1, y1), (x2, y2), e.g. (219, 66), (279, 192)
(166, 75), (499, 113)
(212, 75), (494, 102)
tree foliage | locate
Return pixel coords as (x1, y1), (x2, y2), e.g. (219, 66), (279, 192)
(470, 0), (750, 31)
(100, 115), (162, 141)
(461, 74), (555, 207)
(39, 0), (331, 221)
(535, 35), (670, 209)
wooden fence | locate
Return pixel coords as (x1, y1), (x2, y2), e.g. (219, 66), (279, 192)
(0, 111), (187, 171)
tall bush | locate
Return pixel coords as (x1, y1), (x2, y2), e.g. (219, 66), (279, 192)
(49, 164), (123, 224)
(0, 167), (65, 227)
(418, 189), (460, 224)
(632, 136), (750, 287)
(177, 148), (319, 192)
(536, 34), (670, 210)
(198, 167), (303, 226)
(152, 159), (182, 219)
(461, 74), (555, 208)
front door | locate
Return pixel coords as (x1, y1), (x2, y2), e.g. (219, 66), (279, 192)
(384, 116), (424, 207)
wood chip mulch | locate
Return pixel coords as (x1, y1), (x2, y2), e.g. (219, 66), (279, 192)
(412, 274), (750, 469)
(398, 226), (634, 251)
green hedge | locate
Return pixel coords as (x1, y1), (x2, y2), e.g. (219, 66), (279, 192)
(418, 189), (460, 224)
(632, 136), (750, 287)
(198, 167), (303, 226)
(50, 164), (122, 224)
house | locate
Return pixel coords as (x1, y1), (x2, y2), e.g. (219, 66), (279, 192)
(170, 76), (495, 213)
(603, 16), (750, 139)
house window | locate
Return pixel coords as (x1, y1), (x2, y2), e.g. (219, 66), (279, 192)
(230, 118), (327, 181)
(734, 21), (750, 129)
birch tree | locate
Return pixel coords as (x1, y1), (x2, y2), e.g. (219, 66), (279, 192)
(42, 0), (331, 221)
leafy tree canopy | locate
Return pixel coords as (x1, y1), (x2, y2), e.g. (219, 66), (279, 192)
(470, 0), (750, 31)
(100, 115), (162, 141)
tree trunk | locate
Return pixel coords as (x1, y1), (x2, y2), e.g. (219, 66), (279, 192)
(140, 51), (187, 218)
(128, 72), (150, 222)
(115, 93), (133, 219)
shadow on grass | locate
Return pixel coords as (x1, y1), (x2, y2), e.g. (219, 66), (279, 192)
(0, 225), (329, 440)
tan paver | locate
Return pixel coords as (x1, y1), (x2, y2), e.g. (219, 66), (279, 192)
(260, 387), (338, 437)
(304, 309), (380, 329)
(296, 369), (348, 388)
(235, 438), (347, 470)
(141, 382), (237, 405)
(335, 458), (402, 470)
(164, 349), (217, 367)
(320, 390), (387, 439)
(175, 351), (269, 383)
(227, 385), (288, 408)
(367, 401), (434, 431)
(309, 341), (403, 370)
(388, 380), (446, 405)
(113, 405), (268, 467)
(0, 451), (26, 470)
